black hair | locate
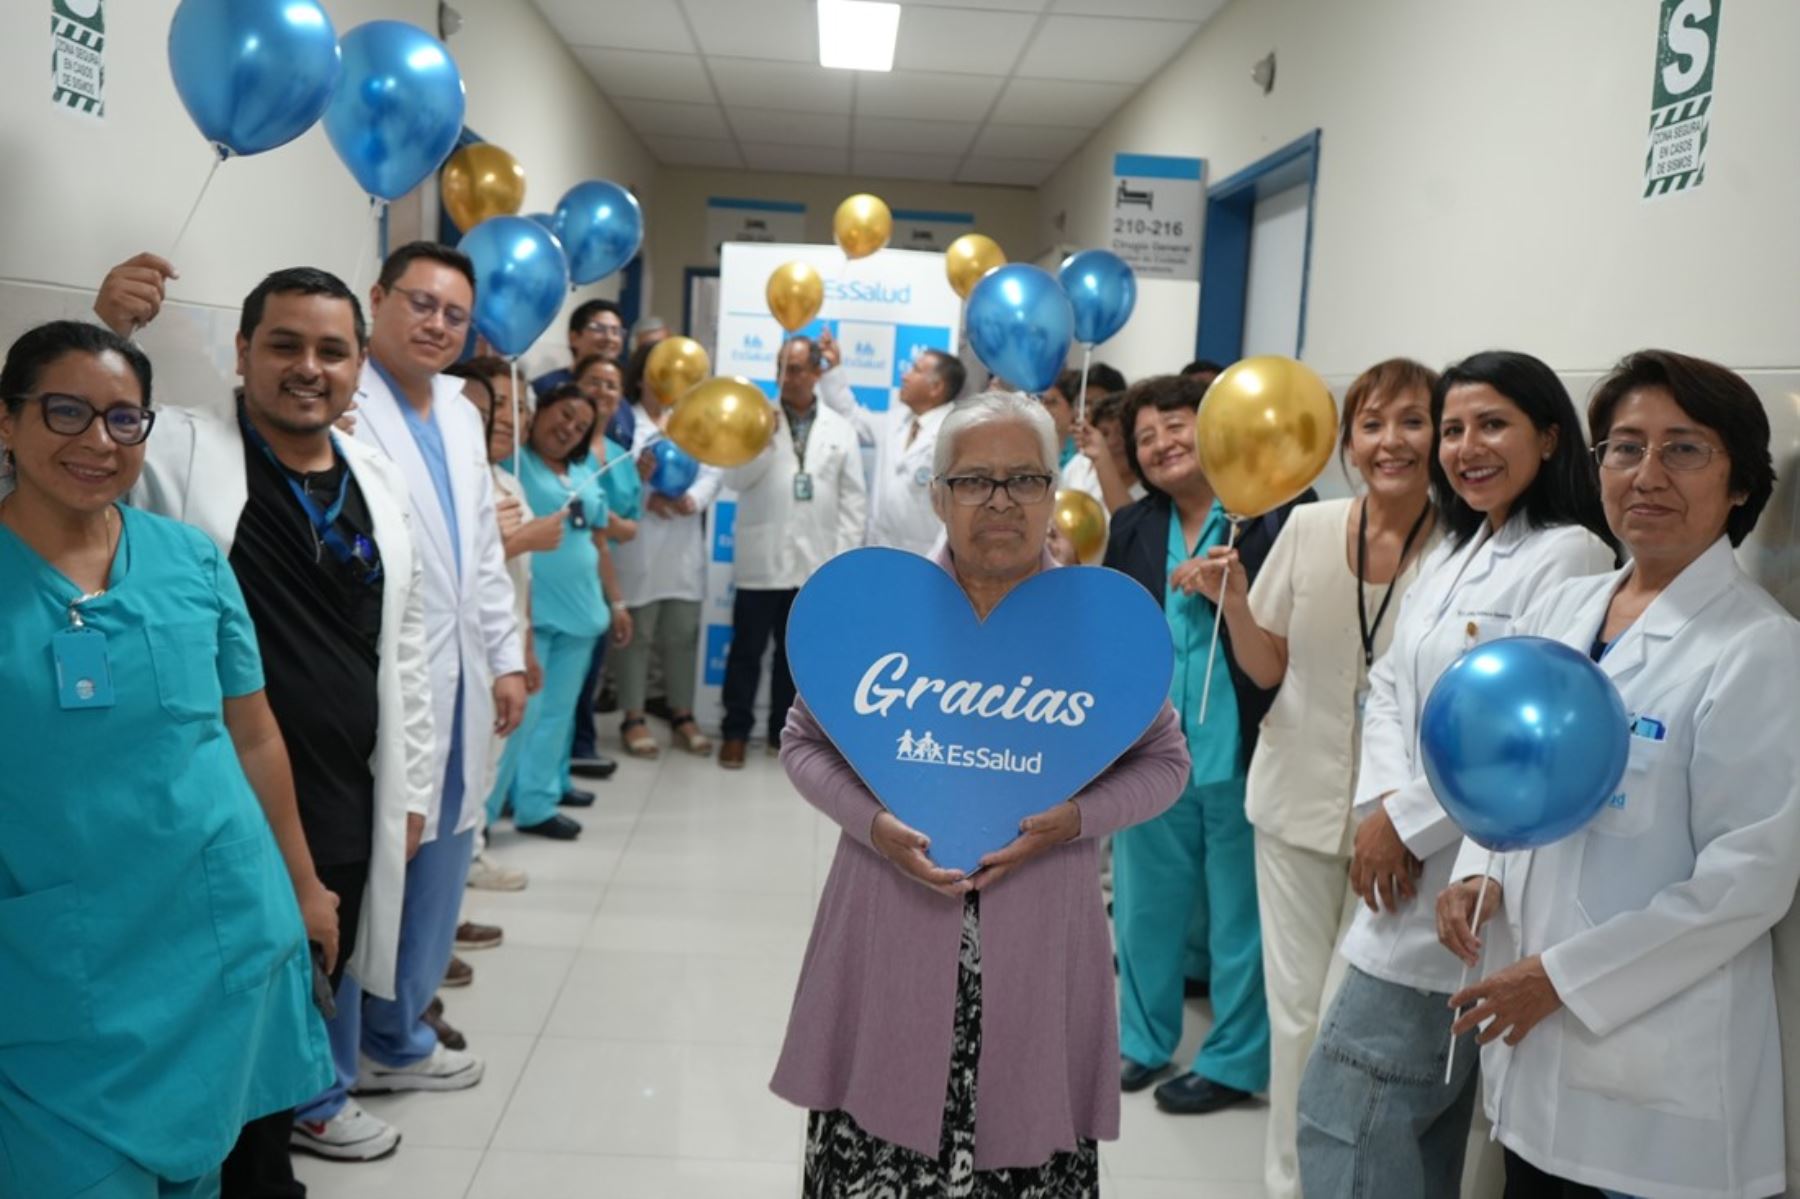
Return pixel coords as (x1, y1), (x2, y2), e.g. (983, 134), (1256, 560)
(1430, 350), (1614, 551)
(1589, 349), (1775, 547)
(568, 298), (623, 338)
(532, 382), (597, 468)
(2, 320), (154, 410)
(239, 267), (368, 349)
(1055, 363), (1127, 402)
(376, 241), (476, 294)
(1181, 359), (1226, 380)
(572, 352), (625, 384)
(445, 361), (498, 444)
(922, 350), (966, 404)
(1120, 373), (1205, 487)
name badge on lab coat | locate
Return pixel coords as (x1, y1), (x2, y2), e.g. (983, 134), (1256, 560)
(793, 471), (814, 502)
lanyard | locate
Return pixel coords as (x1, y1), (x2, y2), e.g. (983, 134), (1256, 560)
(782, 402), (816, 473)
(240, 409), (381, 583)
(1356, 498), (1432, 667)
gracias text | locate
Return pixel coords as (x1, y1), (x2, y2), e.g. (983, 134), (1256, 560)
(853, 653), (1097, 727)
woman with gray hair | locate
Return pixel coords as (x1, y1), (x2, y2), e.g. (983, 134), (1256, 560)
(771, 390), (1192, 1197)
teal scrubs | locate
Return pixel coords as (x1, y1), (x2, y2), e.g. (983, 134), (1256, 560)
(595, 436), (642, 525)
(1113, 499), (1269, 1092)
(0, 506), (331, 1197)
(499, 449), (612, 828)
(1059, 436), (1079, 468)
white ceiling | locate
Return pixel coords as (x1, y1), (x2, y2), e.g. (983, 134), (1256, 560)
(532, 0), (1227, 187)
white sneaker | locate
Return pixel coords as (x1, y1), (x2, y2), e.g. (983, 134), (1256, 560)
(466, 852), (528, 892)
(290, 1099), (401, 1161)
(353, 1044), (485, 1094)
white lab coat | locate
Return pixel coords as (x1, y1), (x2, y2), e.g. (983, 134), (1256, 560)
(1449, 537), (1800, 1199)
(720, 403), (866, 590)
(1338, 517), (1615, 993)
(611, 402), (722, 606)
(819, 367), (949, 556)
(128, 405), (435, 1000)
(348, 365), (523, 842)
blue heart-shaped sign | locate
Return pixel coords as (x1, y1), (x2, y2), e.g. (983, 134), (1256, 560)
(787, 548), (1174, 873)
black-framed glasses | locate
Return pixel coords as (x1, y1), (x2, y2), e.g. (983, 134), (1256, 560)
(937, 473), (1055, 506)
(390, 285), (471, 331)
(1592, 438), (1718, 472)
(18, 393), (156, 446)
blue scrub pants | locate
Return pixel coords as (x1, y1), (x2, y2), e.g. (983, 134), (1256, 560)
(1113, 775), (1270, 1093)
(512, 628), (599, 828)
(297, 690), (474, 1121)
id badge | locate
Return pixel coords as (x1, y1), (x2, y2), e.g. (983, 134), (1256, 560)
(793, 471), (814, 502)
(52, 627), (116, 710)
(568, 496), (589, 529)
(1353, 682), (1370, 737)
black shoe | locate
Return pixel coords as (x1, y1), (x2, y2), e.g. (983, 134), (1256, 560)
(595, 684), (619, 714)
(517, 814), (582, 840)
(569, 754), (618, 780)
(558, 788), (597, 808)
(645, 695), (674, 723)
(1183, 976), (1211, 999)
(1152, 1072), (1252, 1114)
(1121, 1058), (1171, 1093)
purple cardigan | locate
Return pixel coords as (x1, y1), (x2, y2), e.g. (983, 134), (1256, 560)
(770, 549), (1190, 1169)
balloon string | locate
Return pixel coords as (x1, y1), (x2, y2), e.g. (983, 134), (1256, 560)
(167, 154), (224, 265)
(1197, 516), (1242, 724)
(1076, 342), (1094, 426)
(351, 198), (385, 296)
(1445, 850), (1495, 1086)
(510, 357), (522, 472)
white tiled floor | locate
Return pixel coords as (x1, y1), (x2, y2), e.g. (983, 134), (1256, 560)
(295, 733), (1265, 1197)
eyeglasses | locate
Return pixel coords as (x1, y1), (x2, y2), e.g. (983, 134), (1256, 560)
(1592, 439), (1718, 472)
(582, 321), (624, 337)
(390, 285), (471, 332)
(937, 473), (1055, 506)
(16, 393), (157, 446)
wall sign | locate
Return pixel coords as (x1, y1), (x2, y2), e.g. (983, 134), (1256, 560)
(1110, 153), (1204, 280)
(890, 208), (975, 254)
(51, 0), (105, 119)
(1644, 0), (1720, 201)
(705, 197), (807, 263)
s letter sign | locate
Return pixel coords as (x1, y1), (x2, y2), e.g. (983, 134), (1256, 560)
(787, 548), (1174, 873)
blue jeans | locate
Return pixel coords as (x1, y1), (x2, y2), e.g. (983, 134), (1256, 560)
(1296, 964), (1479, 1199)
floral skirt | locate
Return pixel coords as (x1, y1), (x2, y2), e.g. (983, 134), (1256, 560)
(804, 893), (1100, 1198)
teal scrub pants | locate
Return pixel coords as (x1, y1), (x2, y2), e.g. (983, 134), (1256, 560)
(1114, 775), (1270, 1093)
(71, 1167), (219, 1198)
(511, 628), (600, 828)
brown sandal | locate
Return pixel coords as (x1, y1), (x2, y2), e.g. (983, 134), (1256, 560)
(670, 714), (713, 757)
(621, 717), (660, 759)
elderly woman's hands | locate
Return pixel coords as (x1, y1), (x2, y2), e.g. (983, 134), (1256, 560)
(1450, 955), (1562, 1047)
(871, 811), (973, 899)
(974, 800), (1082, 890)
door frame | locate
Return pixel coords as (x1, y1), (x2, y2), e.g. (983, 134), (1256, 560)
(1195, 128), (1322, 363)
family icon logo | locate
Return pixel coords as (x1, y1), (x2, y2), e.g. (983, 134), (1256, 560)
(896, 729), (945, 762)
(895, 729), (1043, 775)
(742, 333), (764, 350)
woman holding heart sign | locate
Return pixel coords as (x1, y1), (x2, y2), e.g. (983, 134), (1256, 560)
(772, 391), (1190, 1196)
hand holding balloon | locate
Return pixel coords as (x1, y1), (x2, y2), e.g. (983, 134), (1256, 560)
(1437, 874), (1503, 967)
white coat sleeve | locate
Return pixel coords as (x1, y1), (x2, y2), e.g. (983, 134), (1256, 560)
(471, 449), (525, 678)
(1353, 597), (1416, 815)
(818, 367), (874, 446)
(1542, 623), (1800, 1036)
(722, 430), (780, 493)
(396, 534), (437, 818)
(836, 427), (869, 556)
(687, 463), (725, 513)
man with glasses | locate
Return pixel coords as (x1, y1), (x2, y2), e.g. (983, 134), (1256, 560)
(531, 298), (626, 401)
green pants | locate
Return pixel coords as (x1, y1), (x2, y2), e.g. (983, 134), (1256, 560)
(614, 598), (701, 714)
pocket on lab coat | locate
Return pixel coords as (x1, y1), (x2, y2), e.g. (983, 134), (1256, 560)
(146, 621), (224, 723)
(1583, 737), (1666, 841)
(202, 832), (301, 996)
(1560, 966), (1727, 1120)
(0, 883), (95, 1045)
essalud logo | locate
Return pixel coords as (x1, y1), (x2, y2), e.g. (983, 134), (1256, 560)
(825, 279), (914, 305)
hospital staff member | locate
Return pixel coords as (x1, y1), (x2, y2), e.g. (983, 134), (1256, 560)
(0, 321), (334, 1197)
(1437, 350), (1798, 1199)
(1296, 350), (1615, 1198)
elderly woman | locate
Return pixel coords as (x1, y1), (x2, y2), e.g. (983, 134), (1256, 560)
(772, 391), (1191, 1197)
(1437, 350), (1799, 1199)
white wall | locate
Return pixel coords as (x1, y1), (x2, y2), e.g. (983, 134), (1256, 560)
(1038, 0), (1800, 382)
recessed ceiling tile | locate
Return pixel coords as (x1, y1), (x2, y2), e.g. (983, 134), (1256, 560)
(652, 137), (745, 168)
(613, 98), (732, 140)
(852, 150), (967, 183)
(855, 71), (1004, 122)
(1052, 0), (1227, 18)
(893, 8), (1039, 76)
(574, 48), (715, 105)
(971, 123), (1090, 160)
(708, 57), (853, 111)
(741, 141), (851, 174)
(854, 116), (979, 156)
(728, 106), (852, 149)
(989, 77), (1135, 127)
(1016, 14), (1199, 83)
(955, 157), (1057, 186)
(682, 0), (817, 64)
(530, 0), (696, 54)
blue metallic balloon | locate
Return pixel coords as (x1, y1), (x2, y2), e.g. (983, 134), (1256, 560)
(167, 0), (341, 158)
(965, 264), (1075, 395)
(526, 211), (563, 240)
(1058, 249), (1137, 347)
(649, 439), (700, 498)
(1420, 636), (1631, 852)
(555, 181), (644, 286)
(324, 20), (466, 201)
(459, 216), (569, 357)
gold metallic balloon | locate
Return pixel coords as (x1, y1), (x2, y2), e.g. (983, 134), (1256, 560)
(645, 337), (710, 407)
(833, 193), (892, 260)
(766, 261), (824, 332)
(945, 234), (1006, 300)
(1052, 489), (1108, 565)
(667, 376), (778, 468)
(1194, 356), (1337, 517)
(441, 143), (527, 231)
